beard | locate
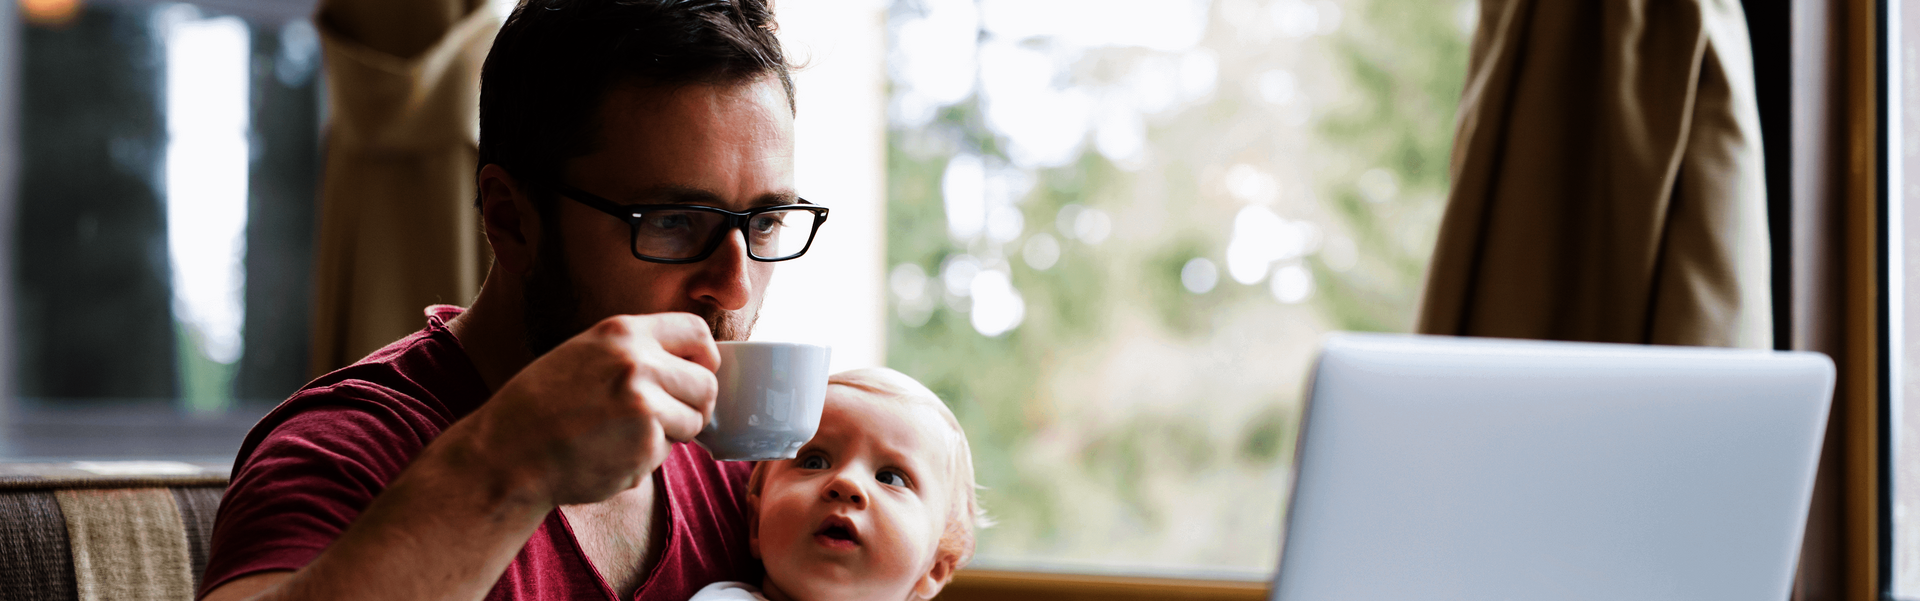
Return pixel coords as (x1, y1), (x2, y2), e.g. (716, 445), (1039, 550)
(522, 231), (760, 358)
(706, 304), (758, 343)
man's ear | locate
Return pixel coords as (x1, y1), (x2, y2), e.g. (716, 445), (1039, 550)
(746, 492), (762, 560)
(909, 548), (959, 600)
(476, 163), (541, 276)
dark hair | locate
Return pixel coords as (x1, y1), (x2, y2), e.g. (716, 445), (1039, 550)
(476, 0), (794, 208)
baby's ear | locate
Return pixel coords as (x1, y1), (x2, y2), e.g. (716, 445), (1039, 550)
(746, 492), (762, 560)
(909, 549), (960, 600)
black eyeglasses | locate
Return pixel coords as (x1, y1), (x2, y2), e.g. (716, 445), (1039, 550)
(552, 182), (830, 264)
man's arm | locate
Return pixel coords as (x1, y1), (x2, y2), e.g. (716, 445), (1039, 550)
(203, 314), (720, 601)
(203, 415), (552, 601)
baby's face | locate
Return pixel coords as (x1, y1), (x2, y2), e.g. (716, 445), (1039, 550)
(750, 387), (957, 601)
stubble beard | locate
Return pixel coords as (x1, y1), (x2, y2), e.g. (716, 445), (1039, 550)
(522, 233), (758, 358)
(704, 305), (758, 343)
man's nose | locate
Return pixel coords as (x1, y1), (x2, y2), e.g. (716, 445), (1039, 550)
(688, 229), (753, 311)
(822, 472), (868, 507)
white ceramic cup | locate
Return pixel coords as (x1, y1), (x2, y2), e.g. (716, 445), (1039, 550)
(694, 341), (832, 461)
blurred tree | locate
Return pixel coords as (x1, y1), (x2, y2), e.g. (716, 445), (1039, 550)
(1312, 0), (1469, 333)
(883, 0), (1469, 570)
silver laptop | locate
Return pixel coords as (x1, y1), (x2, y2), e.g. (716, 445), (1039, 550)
(1273, 333), (1834, 601)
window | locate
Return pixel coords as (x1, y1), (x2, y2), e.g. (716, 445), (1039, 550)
(1893, 0), (1919, 594)
(1, 0), (320, 461)
(881, 0), (1472, 573)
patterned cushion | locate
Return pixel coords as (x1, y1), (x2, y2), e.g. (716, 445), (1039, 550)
(0, 463), (228, 601)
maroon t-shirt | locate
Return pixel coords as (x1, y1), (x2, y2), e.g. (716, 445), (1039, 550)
(201, 306), (759, 600)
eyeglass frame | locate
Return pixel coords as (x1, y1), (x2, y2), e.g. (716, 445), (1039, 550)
(550, 181), (830, 264)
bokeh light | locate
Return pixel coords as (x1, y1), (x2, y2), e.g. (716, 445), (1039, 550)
(942, 155), (986, 241)
(889, 0), (980, 128)
(1022, 234), (1060, 271)
(1182, 258), (1219, 294)
(1271, 262), (1315, 304)
(968, 269), (1025, 337)
(20, 0), (81, 27)
(941, 254), (981, 298)
(890, 263), (936, 327)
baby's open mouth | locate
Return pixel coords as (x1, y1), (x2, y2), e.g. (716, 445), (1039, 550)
(813, 515), (860, 547)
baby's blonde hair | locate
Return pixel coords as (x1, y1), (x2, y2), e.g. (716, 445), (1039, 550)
(747, 367), (990, 568)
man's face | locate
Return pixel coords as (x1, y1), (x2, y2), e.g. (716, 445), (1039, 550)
(528, 76), (795, 349)
(749, 388), (958, 601)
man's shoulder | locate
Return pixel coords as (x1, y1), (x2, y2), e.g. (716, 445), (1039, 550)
(203, 310), (497, 597)
(233, 317), (488, 471)
(224, 370), (461, 494)
(299, 310), (487, 419)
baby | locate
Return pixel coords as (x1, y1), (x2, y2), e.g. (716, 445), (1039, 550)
(691, 367), (988, 601)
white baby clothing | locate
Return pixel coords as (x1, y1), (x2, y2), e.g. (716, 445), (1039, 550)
(688, 581), (769, 601)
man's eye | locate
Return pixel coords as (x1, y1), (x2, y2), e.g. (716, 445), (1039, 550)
(799, 455), (828, 470)
(645, 213), (693, 231)
(749, 214), (782, 233)
(876, 470), (908, 487)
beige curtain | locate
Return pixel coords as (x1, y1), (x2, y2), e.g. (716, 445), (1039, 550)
(1416, 0), (1771, 348)
(308, 0), (498, 375)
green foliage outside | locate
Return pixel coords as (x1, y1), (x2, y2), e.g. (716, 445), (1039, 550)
(884, 0), (1471, 571)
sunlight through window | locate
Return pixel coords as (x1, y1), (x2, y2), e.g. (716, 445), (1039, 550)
(162, 7), (250, 409)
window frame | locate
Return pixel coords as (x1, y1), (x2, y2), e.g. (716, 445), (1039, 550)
(1881, 0), (1901, 597)
(1740, 0), (1889, 598)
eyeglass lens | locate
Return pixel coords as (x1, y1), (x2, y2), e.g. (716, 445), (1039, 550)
(631, 207), (820, 261)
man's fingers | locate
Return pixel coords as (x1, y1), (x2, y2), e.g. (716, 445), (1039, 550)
(645, 313), (721, 372)
(638, 381), (710, 442)
(641, 347), (719, 417)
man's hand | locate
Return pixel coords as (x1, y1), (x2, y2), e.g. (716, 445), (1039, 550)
(454, 312), (722, 506)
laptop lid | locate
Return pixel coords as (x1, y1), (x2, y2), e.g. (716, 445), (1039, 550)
(1272, 333), (1834, 601)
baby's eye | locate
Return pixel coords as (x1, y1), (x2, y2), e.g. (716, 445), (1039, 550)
(875, 469), (909, 487)
(799, 455), (829, 470)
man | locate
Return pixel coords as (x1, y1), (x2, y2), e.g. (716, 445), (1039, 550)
(200, 1), (817, 599)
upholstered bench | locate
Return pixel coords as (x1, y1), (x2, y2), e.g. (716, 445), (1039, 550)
(0, 462), (228, 600)
(0, 463), (1270, 601)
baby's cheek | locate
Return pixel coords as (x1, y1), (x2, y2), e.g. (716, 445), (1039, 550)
(880, 508), (942, 573)
(757, 498), (806, 557)
(758, 518), (811, 593)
